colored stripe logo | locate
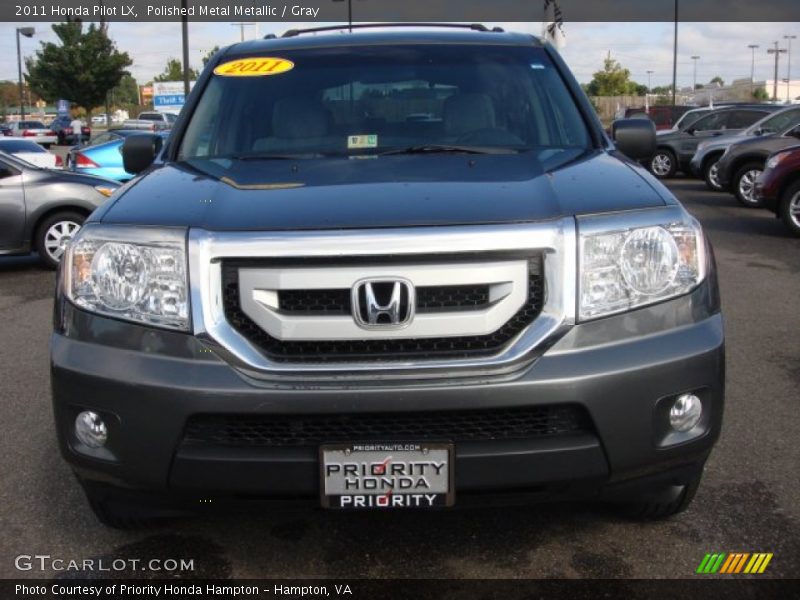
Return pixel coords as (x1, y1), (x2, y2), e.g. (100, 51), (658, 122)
(696, 553), (773, 574)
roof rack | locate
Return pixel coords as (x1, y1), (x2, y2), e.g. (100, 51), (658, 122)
(278, 23), (503, 39)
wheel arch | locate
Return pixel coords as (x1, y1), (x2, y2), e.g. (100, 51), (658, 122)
(27, 203), (93, 244)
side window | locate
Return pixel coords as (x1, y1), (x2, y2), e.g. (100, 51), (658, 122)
(693, 111), (728, 131)
(0, 160), (19, 180)
(92, 133), (111, 145)
(727, 110), (763, 129)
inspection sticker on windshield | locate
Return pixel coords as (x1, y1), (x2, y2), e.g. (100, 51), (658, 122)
(347, 134), (378, 149)
(320, 442), (454, 509)
(213, 57), (294, 77)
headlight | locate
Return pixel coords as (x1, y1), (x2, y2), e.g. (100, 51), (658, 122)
(765, 152), (789, 170)
(579, 212), (706, 320)
(65, 224), (189, 330)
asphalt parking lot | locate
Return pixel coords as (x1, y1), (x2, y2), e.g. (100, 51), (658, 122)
(0, 178), (798, 580)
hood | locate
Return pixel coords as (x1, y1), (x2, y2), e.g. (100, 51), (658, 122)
(28, 168), (119, 188)
(99, 150), (666, 231)
(698, 132), (753, 152)
(727, 132), (798, 155)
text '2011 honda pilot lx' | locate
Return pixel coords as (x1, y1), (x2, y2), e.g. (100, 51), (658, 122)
(51, 25), (724, 528)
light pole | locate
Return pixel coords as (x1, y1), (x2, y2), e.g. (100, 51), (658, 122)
(748, 44), (759, 95)
(691, 55), (700, 90)
(767, 42), (787, 101)
(231, 22), (255, 42)
(785, 35), (797, 103)
(671, 0), (678, 108)
(16, 27), (35, 121)
(647, 70), (653, 93)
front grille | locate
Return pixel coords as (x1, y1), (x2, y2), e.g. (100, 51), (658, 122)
(277, 285), (490, 315)
(222, 257), (544, 363)
(183, 405), (592, 448)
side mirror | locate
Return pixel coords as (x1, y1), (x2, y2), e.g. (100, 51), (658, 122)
(686, 126), (696, 135)
(790, 126), (800, 139)
(122, 134), (163, 174)
(611, 118), (656, 161)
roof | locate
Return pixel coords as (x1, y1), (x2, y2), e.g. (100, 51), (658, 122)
(223, 27), (540, 57)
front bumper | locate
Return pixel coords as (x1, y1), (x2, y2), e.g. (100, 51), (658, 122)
(51, 279), (725, 504)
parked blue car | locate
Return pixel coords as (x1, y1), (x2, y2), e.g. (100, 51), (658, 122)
(66, 130), (168, 182)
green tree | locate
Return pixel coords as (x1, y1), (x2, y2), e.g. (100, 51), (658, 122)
(752, 87), (769, 101)
(24, 20), (131, 116)
(111, 73), (139, 106)
(585, 56), (643, 96)
(154, 58), (198, 82)
(201, 46), (220, 67)
(709, 76), (724, 86)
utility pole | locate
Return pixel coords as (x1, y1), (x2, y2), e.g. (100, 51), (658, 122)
(231, 22), (255, 42)
(767, 42), (787, 101)
(181, 0), (190, 96)
(748, 44), (759, 96)
(16, 27), (35, 121)
(785, 35), (797, 103)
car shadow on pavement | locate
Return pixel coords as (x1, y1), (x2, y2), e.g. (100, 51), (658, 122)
(0, 254), (50, 273)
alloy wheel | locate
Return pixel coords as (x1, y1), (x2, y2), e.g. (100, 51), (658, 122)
(737, 169), (761, 205)
(651, 153), (672, 177)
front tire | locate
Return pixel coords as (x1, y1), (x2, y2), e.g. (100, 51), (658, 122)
(779, 181), (800, 237)
(703, 158), (723, 191)
(34, 211), (85, 269)
(650, 149), (677, 179)
(733, 162), (764, 207)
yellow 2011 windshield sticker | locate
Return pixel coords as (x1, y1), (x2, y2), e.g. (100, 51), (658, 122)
(213, 57), (294, 77)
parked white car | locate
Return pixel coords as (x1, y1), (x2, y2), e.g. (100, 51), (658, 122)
(91, 114), (108, 124)
(0, 138), (59, 168)
(5, 120), (57, 147)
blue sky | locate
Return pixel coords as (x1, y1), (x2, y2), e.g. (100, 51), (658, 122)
(0, 21), (797, 89)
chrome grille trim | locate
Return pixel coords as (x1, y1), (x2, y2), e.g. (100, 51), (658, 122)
(188, 219), (576, 380)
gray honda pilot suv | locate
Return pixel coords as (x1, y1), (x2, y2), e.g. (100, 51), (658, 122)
(51, 25), (724, 527)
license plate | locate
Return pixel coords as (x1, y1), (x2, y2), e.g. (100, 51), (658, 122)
(320, 442), (454, 509)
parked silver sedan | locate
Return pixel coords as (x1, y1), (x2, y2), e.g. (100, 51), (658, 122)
(0, 151), (118, 268)
(4, 120), (58, 147)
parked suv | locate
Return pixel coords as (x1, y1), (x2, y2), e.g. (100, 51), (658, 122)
(715, 122), (800, 206)
(755, 145), (800, 236)
(648, 105), (780, 179)
(690, 105), (800, 191)
(51, 25), (724, 528)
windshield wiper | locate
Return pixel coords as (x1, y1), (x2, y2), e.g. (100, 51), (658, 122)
(378, 144), (519, 156)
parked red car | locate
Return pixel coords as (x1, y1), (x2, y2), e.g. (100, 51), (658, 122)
(755, 144), (800, 236)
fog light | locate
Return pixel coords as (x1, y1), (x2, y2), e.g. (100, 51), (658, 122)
(75, 411), (108, 448)
(669, 394), (702, 432)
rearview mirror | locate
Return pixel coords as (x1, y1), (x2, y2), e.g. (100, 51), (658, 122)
(611, 118), (656, 161)
(122, 134), (163, 174)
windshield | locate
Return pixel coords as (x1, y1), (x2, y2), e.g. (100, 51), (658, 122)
(748, 107), (800, 135)
(179, 44), (591, 160)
